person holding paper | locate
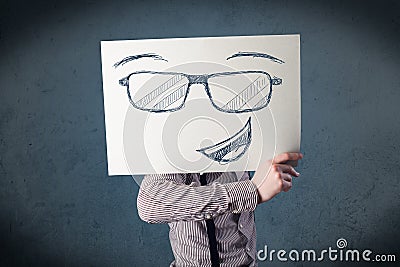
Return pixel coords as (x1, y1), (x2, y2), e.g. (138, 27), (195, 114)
(137, 152), (303, 267)
(100, 34), (302, 266)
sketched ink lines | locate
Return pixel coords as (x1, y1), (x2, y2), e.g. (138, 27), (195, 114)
(119, 70), (282, 113)
(113, 51), (285, 163)
(113, 53), (168, 68)
(134, 74), (186, 109)
(196, 117), (252, 164)
(227, 51), (285, 64)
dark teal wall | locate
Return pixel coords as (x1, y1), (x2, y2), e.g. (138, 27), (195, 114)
(0, 0), (399, 266)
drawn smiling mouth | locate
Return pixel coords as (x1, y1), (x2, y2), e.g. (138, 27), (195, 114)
(196, 117), (252, 164)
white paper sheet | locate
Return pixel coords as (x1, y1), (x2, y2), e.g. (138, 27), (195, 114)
(101, 34), (301, 175)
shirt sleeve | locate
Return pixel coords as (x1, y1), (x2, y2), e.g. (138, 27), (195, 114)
(137, 173), (259, 224)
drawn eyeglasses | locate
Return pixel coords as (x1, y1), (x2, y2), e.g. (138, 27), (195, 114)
(119, 70), (282, 113)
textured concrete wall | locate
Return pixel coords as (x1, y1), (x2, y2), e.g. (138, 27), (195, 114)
(0, 0), (399, 266)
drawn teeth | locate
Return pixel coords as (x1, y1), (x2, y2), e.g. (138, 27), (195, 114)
(196, 117), (252, 164)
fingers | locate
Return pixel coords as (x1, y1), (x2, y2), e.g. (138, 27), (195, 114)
(274, 164), (300, 177)
(286, 160), (298, 167)
(282, 179), (292, 192)
(282, 173), (292, 183)
(273, 152), (303, 164)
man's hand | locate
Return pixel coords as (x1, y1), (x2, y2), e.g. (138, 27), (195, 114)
(251, 152), (303, 204)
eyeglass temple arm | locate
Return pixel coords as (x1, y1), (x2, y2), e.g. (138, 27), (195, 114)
(119, 77), (129, 87)
(272, 76), (282, 85)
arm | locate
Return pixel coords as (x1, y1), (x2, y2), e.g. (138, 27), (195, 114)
(137, 173), (258, 224)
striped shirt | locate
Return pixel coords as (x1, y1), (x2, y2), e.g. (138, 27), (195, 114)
(137, 172), (259, 267)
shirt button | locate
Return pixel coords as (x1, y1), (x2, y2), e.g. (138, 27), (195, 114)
(205, 214), (212, 220)
(246, 247), (251, 252)
(239, 224), (244, 228)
